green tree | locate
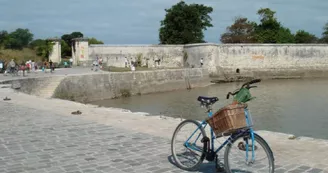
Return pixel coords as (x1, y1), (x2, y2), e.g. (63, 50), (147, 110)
(61, 40), (70, 58)
(61, 31), (84, 57)
(220, 17), (257, 43)
(4, 28), (33, 50)
(257, 8), (276, 23)
(88, 37), (104, 45)
(254, 8), (294, 43)
(0, 30), (8, 47)
(319, 22), (328, 43)
(295, 30), (318, 43)
(36, 40), (54, 60)
(254, 8), (280, 43)
(70, 32), (83, 39)
(276, 27), (295, 43)
(29, 39), (46, 49)
(159, 1), (213, 44)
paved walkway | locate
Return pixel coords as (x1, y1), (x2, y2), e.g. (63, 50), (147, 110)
(0, 102), (217, 173)
(0, 67), (107, 82)
(1, 85), (328, 172)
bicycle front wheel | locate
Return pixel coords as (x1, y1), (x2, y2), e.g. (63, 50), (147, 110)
(171, 119), (207, 171)
(224, 132), (274, 173)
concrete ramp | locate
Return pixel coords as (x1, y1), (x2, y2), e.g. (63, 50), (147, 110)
(2, 76), (66, 99)
(36, 76), (65, 98)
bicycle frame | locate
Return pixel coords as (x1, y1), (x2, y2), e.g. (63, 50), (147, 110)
(184, 106), (256, 162)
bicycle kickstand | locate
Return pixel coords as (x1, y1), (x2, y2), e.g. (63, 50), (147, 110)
(215, 154), (225, 173)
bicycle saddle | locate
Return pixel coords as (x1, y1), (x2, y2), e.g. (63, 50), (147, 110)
(197, 96), (219, 104)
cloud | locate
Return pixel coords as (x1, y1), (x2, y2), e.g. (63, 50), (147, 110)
(0, 0), (327, 44)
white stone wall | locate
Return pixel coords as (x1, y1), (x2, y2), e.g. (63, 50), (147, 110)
(183, 43), (218, 74)
(217, 44), (328, 68)
(181, 44), (328, 77)
(214, 44), (328, 78)
(74, 41), (90, 66)
(49, 41), (61, 63)
(88, 45), (184, 68)
(85, 43), (328, 77)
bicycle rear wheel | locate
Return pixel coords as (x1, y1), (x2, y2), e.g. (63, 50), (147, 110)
(171, 119), (207, 171)
(224, 132), (274, 173)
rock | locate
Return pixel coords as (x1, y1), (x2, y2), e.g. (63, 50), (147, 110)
(71, 110), (82, 115)
(3, 97), (11, 101)
(288, 135), (297, 140)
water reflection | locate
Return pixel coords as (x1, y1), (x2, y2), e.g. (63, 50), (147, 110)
(90, 78), (328, 139)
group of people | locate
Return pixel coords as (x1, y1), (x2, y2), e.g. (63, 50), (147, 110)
(124, 57), (137, 71)
(2, 59), (55, 76)
(91, 57), (103, 71)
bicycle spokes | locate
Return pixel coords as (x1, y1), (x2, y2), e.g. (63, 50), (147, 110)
(171, 120), (206, 170)
(227, 136), (271, 172)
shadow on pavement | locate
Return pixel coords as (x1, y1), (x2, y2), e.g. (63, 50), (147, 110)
(167, 155), (220, 173)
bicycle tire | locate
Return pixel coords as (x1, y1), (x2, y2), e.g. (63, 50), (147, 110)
(224, 132), (275, 173)
(171, 119), (207, 171)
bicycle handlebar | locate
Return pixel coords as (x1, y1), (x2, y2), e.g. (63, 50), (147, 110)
(226, 79), (261, 99)
(240, 79), (261, 88)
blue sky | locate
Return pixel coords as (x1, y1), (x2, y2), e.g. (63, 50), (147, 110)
(0, 0), (327, 44)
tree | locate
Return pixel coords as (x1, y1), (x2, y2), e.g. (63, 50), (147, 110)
(61, 40), (70, 58)
(0, 30), (8, 47)
(276, 27), (295, 43)
(159, 1), (213, 44)
(4, 28), (33, 50)
(220, 17), (257, 43)
(29, 39), (46, 49)
(320, 22), (328, 43)
(61, 31), (84, 57)
(257, 8), (276, 23)
(254, 8), (294, 43)
(70, 32), (83, 40)
(295, 30), (318, 43)
(36, 40), (54, 60)
(88, 38), (104, 45)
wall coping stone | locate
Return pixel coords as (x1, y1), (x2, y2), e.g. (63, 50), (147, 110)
(90, 43), (328, 48)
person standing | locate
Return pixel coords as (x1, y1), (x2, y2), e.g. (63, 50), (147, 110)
(0, 60), (3, 73)
(43, 61), (47, 73)
(200, 58), (204, 67)
(9, 59), (16, 75)
(99, 57), (103, 69)
(69, 58), (73, 67)
(31, 60), (35, 73)
(49, 60), (53, 73)
(124, 57), (128, 68)
(20, 61), (26, 77)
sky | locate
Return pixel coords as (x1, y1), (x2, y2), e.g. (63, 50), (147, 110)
(0, 0), (327, 44)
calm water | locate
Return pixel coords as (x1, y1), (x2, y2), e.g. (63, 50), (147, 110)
(90, 79), (328, 139)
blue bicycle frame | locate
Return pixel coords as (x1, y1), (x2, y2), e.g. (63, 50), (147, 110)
(184, 107), (256, 162)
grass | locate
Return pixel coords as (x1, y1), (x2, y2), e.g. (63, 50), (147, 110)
(0, 48), (43, 63)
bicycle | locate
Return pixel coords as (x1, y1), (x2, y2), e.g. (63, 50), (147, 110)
(171, 79), (275, 173)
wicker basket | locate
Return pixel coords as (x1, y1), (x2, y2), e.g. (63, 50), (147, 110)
(206, 103), (250, 137)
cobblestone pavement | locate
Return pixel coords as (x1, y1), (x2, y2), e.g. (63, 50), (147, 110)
(0, 102), (217, 173)
(1, 101), (328, 173)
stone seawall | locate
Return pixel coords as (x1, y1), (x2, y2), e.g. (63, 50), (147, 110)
(184, 44), (328, 79)
(214, 44), (328, 79)
(54, 68), (210, 102)
(2, 68), (211, 103)
(88, 43), (328, 79)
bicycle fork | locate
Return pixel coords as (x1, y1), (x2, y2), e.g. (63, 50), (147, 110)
(245, 129), (256, 165)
